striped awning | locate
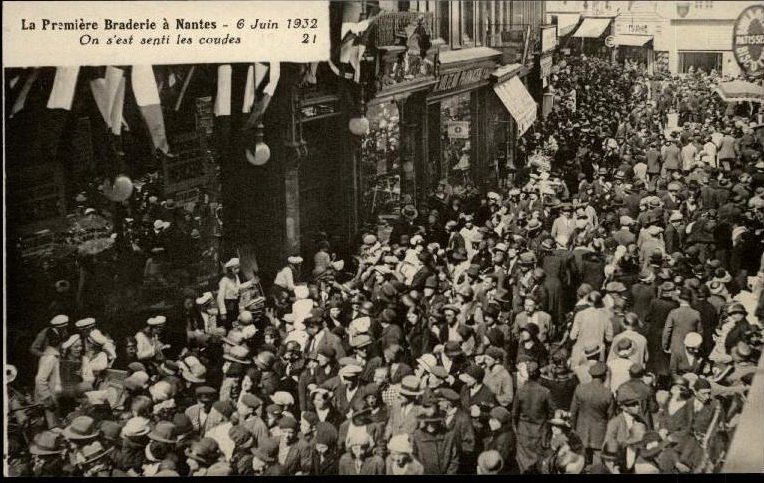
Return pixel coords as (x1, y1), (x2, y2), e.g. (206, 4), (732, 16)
(612, 34), (653, 47)
(557, 14), (581, 37)
(572, 18), (611, 38)
(493, 76), (537, 136)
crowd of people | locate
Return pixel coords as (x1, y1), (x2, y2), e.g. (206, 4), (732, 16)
(6, 55), (764, 476)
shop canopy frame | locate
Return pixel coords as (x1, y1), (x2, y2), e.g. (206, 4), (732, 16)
(571, 17), (612, 38)
(713, 80), (764, 104)
(612, 34), (653, 47)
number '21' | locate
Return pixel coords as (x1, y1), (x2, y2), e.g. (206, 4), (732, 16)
(302, 34), (316, 43)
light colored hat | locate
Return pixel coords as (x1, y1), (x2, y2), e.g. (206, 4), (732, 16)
(669, 211), (684, 222)
(363, 234), (378, 245)
(416, 354), (437, 373)
(121, 416), (151, 438)
(148, 315), (167, 326)
(84, 208), (97, 215)
(339, 364), (363, 379)
(620, 215), (634, 226)
(494, 242), (508, 252)
(487, 191), (501, 201)
(84, 390), (110, 406)
(75, 318), (96, 329)
(224, 257), (240, 268)
(646, 225), (663, 235)
(50, 315), (70, 327)
(388, 434), (413, 454)
(196, 292), (213, 305)
(180, 356), (207, 383)
(684, 332), (702, 348)
(270, 391), (295, 406)
(288, 256), (304, 264)
(149, 380), (174, 402)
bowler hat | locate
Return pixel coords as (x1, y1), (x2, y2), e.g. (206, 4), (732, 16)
(63, 416), (99, 441)
(148, 421), (179, 444)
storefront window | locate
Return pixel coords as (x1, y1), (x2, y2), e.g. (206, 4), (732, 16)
(439, 92), (473, 185)
(360, 101), (403, 222)
(679, 51), (722, 74)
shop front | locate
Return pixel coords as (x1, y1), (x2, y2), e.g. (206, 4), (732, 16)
(612, 8), (667, 75)
(424, 47), (503, 195)
(571, 16), (615, 60)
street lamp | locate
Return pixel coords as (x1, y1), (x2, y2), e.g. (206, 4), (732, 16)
(349, 98), (370, 136)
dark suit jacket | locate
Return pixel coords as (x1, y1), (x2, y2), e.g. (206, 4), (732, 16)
(569, 380), (615, 449)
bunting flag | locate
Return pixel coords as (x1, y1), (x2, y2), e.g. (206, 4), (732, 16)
(47, 66), (80, 110)
(90, 66), (127, 135)
(131, 65), (169, 153)
(214, 64), (233, 117)
(9, 68), (40, 118)
(244, 62), (280, 129)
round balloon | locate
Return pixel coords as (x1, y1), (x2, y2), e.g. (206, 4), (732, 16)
(103, 175), (134, 202)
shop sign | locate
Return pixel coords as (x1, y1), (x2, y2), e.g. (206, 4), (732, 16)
(434, 66), (492, 93)
(605, 35), (615, 48)
(447, 121), (470, 139)
(541, 25), (557, 53)
(733, 4), (764, 76)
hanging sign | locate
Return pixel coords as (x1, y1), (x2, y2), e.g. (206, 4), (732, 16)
(605, 35), (615, 48)
(447, 121), (470, 139)
(733, 4), (764, 76)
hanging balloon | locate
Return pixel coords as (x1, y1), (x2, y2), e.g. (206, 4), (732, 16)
(103, 175), (134, 202)
(245, 141), (271, 166)
(245, 123), (270, 166)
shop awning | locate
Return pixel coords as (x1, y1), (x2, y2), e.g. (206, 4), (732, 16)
(557, 14), (581, 37)
(714, 80), (764, 103)
(493, 76), (537, 136)
(571, 18), (611, 38)
(612, 34), (653, 47)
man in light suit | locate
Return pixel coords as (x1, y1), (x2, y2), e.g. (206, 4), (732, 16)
(184, 386), (226, 437)
(513, 296), (551, 344)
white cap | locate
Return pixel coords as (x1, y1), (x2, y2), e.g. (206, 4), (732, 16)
(84, 208), (96, 215)
(224, 258), (240, 268)
(196, 292), (213, 305)
(50, 315), (70, 327)
(75, 318), (96, 329)
(287, 256), (304, 265)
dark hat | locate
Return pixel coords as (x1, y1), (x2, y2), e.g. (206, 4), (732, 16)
(617, 384), (642, 405)
(315, 422), (339, 446)
(252, 437), (279, 464)
(98, 420), (122, 442)
(212, 400), (235, 419)
(459, 364), (485, 383)
(444, 340), (463, 357)
(173, 414), (194, 436)
(148, 421), (178, 444)
(317, 345), (336, 359)
(241, 393), (263, 409)
(277, 416), (299, 431)
(187, 437), (221, 466)
(266, 403), (283, 417)
(435, 387), (461, 402)
(80, 441), (114, 465)
(195, 386), (217, 397)
(519, 322), (540, 338)
(489, 406), (512, 425)
(589, 362), (608, 378)
(485, 346), (505, 361)
(628, 363), (645, 378)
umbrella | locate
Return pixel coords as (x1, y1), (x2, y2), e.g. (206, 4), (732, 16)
(713, 80), (764, 103)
